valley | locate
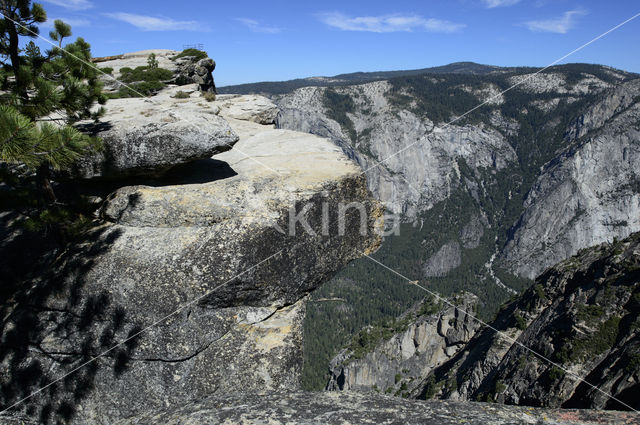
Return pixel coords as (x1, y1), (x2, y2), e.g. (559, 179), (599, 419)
(224, 63), (640, 392)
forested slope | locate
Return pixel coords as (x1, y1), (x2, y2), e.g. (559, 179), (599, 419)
(270, 64), (640, 390)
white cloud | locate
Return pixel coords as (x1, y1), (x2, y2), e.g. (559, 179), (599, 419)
(105, 13), (208, 32)
(42, 0), (93, 11)
(482, 0), (521, 8)
(41, 17), (91, 28)
(237, 18), (282, 34)
(319, 13), (465, 33)
(524, 10), (587, 34)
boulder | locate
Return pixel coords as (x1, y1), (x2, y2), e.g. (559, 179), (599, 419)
(69, 95), (238, 180)
(218, 94), (280, 124)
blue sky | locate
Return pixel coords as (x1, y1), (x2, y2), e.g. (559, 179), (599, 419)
(32, 0), (640, 86)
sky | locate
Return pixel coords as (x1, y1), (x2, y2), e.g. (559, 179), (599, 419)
(28, 0), (640, 86)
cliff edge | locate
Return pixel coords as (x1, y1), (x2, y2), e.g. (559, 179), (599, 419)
(0, 86), (382, 424)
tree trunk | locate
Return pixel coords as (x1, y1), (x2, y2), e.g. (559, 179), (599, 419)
(36, 163), (57, 205)
(3, 9), (29, 100)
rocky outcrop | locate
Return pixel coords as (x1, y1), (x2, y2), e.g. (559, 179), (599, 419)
(326, 294), (480, 396)
(174, 56), (217, 93)
(418, 231), (640, 410)
(423, 241), (462, 277)
(112, 391), (634, 425)
(499, 79), (640, 278)
(0, 92), (382, 424)
(95, 50), (217, 94)
(218, 94), (280, 124)
(70, 94), (238, 180)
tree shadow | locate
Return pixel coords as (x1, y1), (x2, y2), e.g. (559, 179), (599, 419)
(0, 152), (238, 423)
(0, 222), (141, 424)
(74, 122), (114, 137)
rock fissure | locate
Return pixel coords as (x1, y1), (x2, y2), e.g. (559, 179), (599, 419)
(130, 331), (230, 364)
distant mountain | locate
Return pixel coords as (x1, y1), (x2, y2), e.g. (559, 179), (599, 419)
(218, 62), (506, 95)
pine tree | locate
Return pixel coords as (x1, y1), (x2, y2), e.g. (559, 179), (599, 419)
(147, 52), (158, 70)
(0, 0), (46, 98)
(0, 1), (106, 204)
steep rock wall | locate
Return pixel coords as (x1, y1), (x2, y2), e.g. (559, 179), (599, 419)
(326, 294), (480, 396)
(500, 79), (640, 278)
(419, 232), (640, 410)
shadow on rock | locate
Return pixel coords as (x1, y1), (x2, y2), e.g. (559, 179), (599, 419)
(145, 158), (237, 186)
(0, 224), (141, 424)
(58, 159), (238, 208)
(74, 122), (114, 137)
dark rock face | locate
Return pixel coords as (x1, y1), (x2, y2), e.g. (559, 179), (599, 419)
(418, 231), (640, 410)
(174, 56), (216, 93)
(112, 391), (634, 425)
(193, 58), (216, 93)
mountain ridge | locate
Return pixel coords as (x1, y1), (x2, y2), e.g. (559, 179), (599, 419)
(219, 62), (638, 96)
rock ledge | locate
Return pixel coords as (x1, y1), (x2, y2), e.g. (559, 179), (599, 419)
(114, 391), (636, 425)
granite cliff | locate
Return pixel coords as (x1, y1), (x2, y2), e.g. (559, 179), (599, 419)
(500, 79), (640, 278)
(0, 85), (382, 424)
(430, 231), (640, 411)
